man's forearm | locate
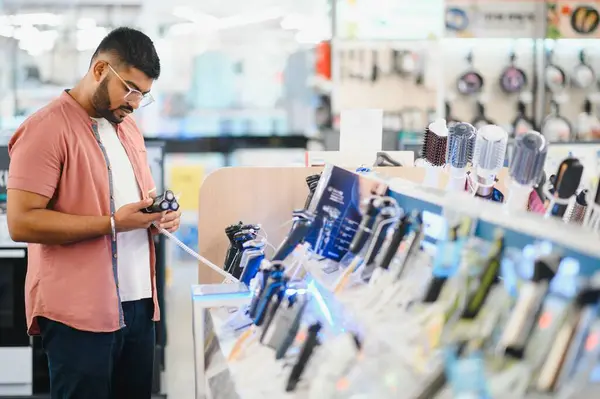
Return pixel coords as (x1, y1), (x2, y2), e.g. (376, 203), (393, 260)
(10, 209), (111, 245)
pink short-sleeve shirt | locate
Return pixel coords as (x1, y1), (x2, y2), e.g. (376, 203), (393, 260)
(8, 90), (160, 334)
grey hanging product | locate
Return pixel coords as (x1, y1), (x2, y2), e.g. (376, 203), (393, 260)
(472, 101), (494, 130)
(445, 101), (461, 129)
(499, 52), (528, 94)
(571, 49), (596, 89)
(370, 49), (380, 83)
(542, 101), (572, 142)
(544, 49), (568, 93)
(512, 101), (536, 137)
(457, 51), (484, 96)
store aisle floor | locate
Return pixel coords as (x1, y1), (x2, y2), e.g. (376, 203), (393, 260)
(164, 260), (197, 399)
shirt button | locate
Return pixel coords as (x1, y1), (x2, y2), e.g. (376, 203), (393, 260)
(113, 253), (117, 259)
(108, 165), (111, 171)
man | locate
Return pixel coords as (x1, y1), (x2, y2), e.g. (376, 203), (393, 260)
(6, 27), (180, 399)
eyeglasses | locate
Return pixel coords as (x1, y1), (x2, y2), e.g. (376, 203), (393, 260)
(107, 64), (155, 108)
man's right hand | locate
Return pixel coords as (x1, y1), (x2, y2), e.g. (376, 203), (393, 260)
(114, 199), (163, 233)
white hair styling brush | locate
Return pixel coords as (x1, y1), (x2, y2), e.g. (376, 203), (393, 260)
(505, 131), (548, 213)
(446, 122), (476, 192)
(421, 119), (449, 188)
(471, 125), (508, 198)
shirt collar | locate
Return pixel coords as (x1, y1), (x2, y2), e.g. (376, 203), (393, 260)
(59, 90), (95, 125)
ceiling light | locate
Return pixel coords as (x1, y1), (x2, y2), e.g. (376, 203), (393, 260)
(77, 17), (97, 30)
(218, 7), (283, 29)
(15, 26), (58, 56)
(167, 22), (197, 37)
(172, 6), (219, 28)
(280, 14), (307, 30)
(0, 26), (14, 38)
(77, 26), (108, 52)
(172, 6), (283, 31)
(0, 13), (62, 27)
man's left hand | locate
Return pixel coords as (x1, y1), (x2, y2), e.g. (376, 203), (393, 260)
(159, 210), (181, 233)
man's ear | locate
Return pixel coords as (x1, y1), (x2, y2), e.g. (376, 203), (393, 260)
(91, 60), (108, 82)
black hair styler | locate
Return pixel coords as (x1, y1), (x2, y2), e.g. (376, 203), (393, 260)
(304, 174), (321, 209)
(547, 158), (584, 219)
(565, 190), (588, 224)
(346, 198), (381, 259)
(364, 207), (397, 266)
(360, 207), (398, 281)
(376, 214), (412, 272)
(500, 253), (562, 359)
(286, 322), (322, 392)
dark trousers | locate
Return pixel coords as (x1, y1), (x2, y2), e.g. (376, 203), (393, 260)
(38, 298), (155, 399)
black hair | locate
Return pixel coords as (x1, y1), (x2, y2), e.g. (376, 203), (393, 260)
(92, 27), (160, 79)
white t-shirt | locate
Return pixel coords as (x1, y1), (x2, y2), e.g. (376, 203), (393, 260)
(93, 117), (152, 302)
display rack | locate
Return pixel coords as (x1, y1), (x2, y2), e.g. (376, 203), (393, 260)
(192, 163), (600, 398)
(197, 166), (510, 283)
(191, 164), (538, 399)
(145, 135), (314, 167)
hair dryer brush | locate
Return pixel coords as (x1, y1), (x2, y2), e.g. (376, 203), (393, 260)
(470, 125), (508, 200)
(421, 119), (449, 188)
(505, 131), (548, 213)
(446, 122), (476, 192)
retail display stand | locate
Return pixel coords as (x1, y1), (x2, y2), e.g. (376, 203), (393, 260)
(191, 162), (600, 398)
(192, 164), (521, 398)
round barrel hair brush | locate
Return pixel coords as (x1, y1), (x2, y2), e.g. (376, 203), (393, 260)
(421, 118), (449, 188)
(471, 124), (508, 199)
(505, 131), (548, 213)
(446, 122), (476, 192)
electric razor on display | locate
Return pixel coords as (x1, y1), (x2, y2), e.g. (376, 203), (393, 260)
(142, 190), (180, 213)
(226, 229), (258, 275)
(272, 213), (315, 262)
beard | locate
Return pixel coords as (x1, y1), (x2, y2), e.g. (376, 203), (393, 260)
(91, 77), (133, 124)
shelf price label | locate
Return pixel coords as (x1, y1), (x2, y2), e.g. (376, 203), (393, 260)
(335, 0), (444, 40)
(445, 0), (544, 39)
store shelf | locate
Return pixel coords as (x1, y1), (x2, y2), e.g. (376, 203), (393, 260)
(386, 180), (600, 274)
(144, 135), (314, 154)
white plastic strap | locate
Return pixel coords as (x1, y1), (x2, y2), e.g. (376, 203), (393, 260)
(153, 222), (239, 283)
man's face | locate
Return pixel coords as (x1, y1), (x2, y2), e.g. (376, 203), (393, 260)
(91, 62), (153, 124)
